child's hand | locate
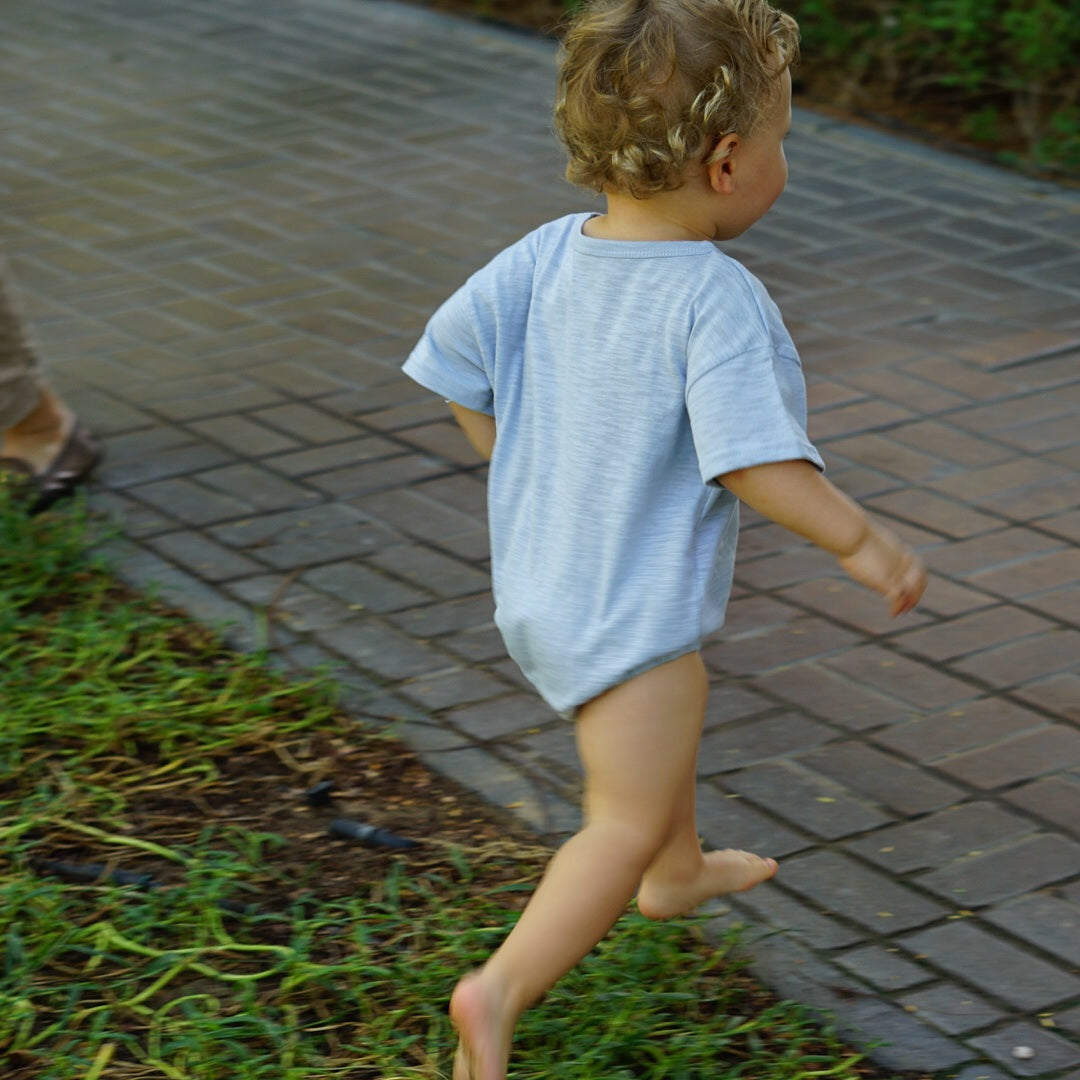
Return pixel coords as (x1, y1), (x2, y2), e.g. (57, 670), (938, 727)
(837, 522), (927, 617)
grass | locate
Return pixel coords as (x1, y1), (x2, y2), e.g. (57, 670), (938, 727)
(0, 489), (916, 1079)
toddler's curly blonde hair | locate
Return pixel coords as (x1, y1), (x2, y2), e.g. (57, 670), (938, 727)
(554, 0), (798, 198)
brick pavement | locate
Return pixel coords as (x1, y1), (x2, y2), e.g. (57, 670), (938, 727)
(2, 0), (1079, 1074)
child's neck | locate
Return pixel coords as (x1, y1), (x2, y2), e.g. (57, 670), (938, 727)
(583, 189), (713, 243)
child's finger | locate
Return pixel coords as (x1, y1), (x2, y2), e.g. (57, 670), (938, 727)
(889, 557), (927, 616)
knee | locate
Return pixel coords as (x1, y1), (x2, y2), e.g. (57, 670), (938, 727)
(588, 815), (668, 871)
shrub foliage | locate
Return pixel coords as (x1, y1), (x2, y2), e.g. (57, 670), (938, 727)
(785, 0), (1080, 174)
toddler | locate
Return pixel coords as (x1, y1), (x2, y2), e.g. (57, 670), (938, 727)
(403, 1), (926, 1077)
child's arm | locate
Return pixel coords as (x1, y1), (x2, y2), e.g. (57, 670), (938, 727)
(449, 402), (496, 461)
(718, 459), (926, 616)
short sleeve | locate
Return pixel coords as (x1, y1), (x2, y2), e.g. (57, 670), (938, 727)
(403, 287), (495, 415)
(686, 343), (824, 483)
(684, 262), (823, 484)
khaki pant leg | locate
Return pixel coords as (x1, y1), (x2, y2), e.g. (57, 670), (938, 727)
(0, 259), (45, 431)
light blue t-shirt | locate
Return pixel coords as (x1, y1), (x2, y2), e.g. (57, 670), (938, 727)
(403, 213), (823, 715)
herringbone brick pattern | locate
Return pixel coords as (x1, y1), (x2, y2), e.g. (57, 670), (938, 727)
(2, 0), (1078, 1074)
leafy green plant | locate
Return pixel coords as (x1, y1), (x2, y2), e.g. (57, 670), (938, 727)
(785, 0), (1080, 174)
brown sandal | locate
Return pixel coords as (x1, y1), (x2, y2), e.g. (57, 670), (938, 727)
(0, 422), (102, 514)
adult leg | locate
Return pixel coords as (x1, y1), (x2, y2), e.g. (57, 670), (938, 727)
(0, 261), (99, 502)
(0, 260), (52, 440)
(450, 652), (711, 1080)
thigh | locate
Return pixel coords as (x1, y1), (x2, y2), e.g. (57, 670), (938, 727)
(575, 652), (707, 833)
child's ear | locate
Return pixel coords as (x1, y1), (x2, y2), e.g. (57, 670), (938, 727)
(705, 133), (739, 194)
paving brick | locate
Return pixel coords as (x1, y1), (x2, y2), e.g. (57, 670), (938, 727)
(969, 1021), (1080, 1077)
(985, 892), (1080, 968)
(369, 543), (489, 600)
(838, 368), (970, 415)
(724, 762), (894, 838)
(835, 944), (934, 991)
(306, 451), (449, 498)
(808, 399), (916, 440)
(780, 850), (948, 933)
(751, 662), (916, 731)
(798, 741), (963, 815)
(511, 724), (582, 779)
(729, 879), (867, 949)
(717, 592), (801, 634)
(926, 526), (1065, 578)
(699, 714), (835, 774)
(1015, 673), (1080, 723)
(386, 594), (496, 639)
(196, 463), (323, 512)
(731, 543), (838, 590)
(245, 581), (355, 633)
(252, 401), (361, 443)
(419, 745), (577, 836)
(361, 487), (484, 541)
(893, 605), (1055, 663)
(1057, 1006), (1080, 1038)
(845, 802), (1036, 874)
(807, 378), (864, 412)
(148, 380), (288, 421)
(397, 420), (485, 466)
(413, 472), (489, 517)
(1039, 511), (1080, 545)
(968, 547), (1080, 601)
(823, 645), (977, 711)
(778, 577), (934, 636)
(708, 617), (864, 676)
(901, 921), (1080, 1011)
(265, 437), (403, 477)
(826, 432), (954, 483)
(362, 398), (451, 433)
(300, 561), (428, 614)
(397, 667), (512, 711)
(947, 1068), (1012, 1080)
(899, 983), (1006, 1035)
(918, 833), (1080, 907)
(902, 355), (1035, 401)
(102, 441), (233, 488)
(147, 529), (263, 581)
(866, 489), (1005, 539)
(872, 696), (1048, 763)
(952, 628), (1080, 688)
(314, 618), (449, 681)
(187, 414), (301, 456)
(90, 489), (174, 539)
(127, 476), (255, 526)
(441, 625), (507, 665)
(1004, 775), (1080, 833)
(701, 682), (777, 726)
(443, 695), (556, 741)
(695, 783), (811, 858)
(886, 419), (1016, 469)
(1025, 585), (1080, 626)
(936, 725), (1080, 790)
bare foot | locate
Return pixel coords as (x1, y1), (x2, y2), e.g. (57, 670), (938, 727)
(637, 849), (778, 920)
(450, 971), (515, 1080)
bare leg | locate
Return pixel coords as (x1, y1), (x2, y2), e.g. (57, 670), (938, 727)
(450, 653), (770, 1080)
(637, 690), (776, 920)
